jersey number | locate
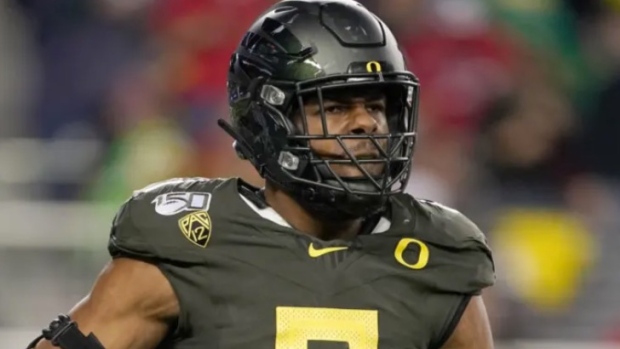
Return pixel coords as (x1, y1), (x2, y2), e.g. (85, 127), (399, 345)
(275, 307), (378, 349)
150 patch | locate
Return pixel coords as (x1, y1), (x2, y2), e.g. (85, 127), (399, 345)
(152, 192), (212, 216)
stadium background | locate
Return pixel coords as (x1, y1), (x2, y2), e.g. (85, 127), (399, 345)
(1, 0), (620, 348)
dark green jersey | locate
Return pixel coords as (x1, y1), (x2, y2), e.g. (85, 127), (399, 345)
(109, 177), (494, 349)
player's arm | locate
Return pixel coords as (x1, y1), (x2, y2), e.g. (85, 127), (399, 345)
(32, 258), (179, 349)
(440, 296), (494, 349)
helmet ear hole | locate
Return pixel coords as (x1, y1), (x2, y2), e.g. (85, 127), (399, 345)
(258, 84), (298, 135)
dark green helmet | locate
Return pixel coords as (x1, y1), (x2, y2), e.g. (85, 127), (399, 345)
(219, 0), (420, 219)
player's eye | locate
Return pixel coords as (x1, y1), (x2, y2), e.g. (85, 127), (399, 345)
(367, 103), (386, 114)
(323, 105), (345, 115)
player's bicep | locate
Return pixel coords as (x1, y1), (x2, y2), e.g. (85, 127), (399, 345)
(440, 296), (494, 349)
(33, 258), (179, 349)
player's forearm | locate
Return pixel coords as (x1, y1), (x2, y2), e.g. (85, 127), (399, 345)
(30, 258), (178, 349)
(31, 311), (169, 349)
(29, 308), (105, 349)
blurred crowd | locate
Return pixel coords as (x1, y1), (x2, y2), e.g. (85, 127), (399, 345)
(2, 0), (620, 344)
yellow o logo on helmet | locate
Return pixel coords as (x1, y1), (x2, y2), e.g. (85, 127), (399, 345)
(365, 61), (382, 73)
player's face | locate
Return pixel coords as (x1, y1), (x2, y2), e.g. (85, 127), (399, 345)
(295, 90), (389, 178)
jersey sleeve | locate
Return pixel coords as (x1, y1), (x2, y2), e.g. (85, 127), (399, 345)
(416, 200), (495, 295)
(107, 178), (223, 264)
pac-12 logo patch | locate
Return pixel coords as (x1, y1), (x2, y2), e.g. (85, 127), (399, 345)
(178, 211), (212, 248)
(152, 192), (211, 216)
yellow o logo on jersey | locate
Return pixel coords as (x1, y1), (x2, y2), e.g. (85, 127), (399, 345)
(365, 61), (382, 73)
(394, 238), (429, 270)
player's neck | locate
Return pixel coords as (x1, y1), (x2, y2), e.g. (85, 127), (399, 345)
(264, 186), (363, 241)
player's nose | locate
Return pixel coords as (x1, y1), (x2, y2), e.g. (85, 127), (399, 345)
(348, 104), (378, 135)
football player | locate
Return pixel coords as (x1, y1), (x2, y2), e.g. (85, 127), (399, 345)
(29, 1), (495, 348)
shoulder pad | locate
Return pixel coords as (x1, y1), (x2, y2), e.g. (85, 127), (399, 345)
(416, 199), (489, 248)
(408, 198), (495, 294)
(132, 177), (227, 216)
(108, 177), (233, 263)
